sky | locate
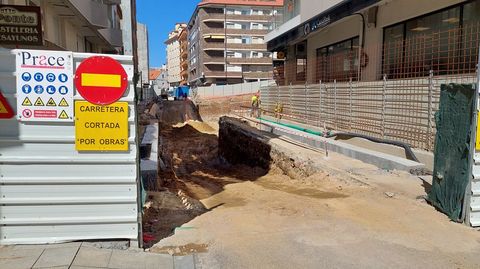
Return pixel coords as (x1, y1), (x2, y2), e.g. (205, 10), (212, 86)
(136, 0), (199, 68)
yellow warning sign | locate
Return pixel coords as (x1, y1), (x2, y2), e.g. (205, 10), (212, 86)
(75, 101), (128, 151)
(0, 101), (7, 113)
(22, 97), (32, 106)
(59, 98), (69, 107)
(47, 98), (56, 107)
(59, 110), (69, 119)
(34, 97), (44, 106)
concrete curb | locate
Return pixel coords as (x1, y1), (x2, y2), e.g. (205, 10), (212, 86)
(141, 123), (159, 190)
(258, 120), (425, 172)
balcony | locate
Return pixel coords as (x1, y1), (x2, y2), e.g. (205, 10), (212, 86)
(67, 0), (109, 28)
(181, 49), (188, 59)
(203, 41), (267, 51)
(243, 71), (273, 79)
(98, 28), (123, 47)
(180, 69), (189, 78)
(227, 57), (272, 65)
(203, 42), (225, 50)
(203, 56), (225, 65)
(228, 43), (266, 50)
(202, 13), (271, 22)
(202, 27), (269, 36)
(204, 71), (242, 78)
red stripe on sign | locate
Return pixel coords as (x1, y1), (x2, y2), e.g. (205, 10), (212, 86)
(21, 65), (65, 69)
(34, 110), (57, 118)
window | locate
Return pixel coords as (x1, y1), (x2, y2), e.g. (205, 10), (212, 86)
(383, 2), (480, 78)
(296, 58), (307, 82)
(316, 37), (359, 82)
(252, 52), (259, 58)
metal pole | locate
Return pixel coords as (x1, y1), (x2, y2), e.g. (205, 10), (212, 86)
(318, 80), (322, 128)
(427, 70), (434, 149)
(305, 82), (308, 124)
(289, 82), (292, 117)
(382, 74), (387, 138)
(334, 79), (337, 130)
(349, 77), (353, 131)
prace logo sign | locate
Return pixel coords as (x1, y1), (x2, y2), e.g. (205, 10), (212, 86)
(20, 51), (65, 69)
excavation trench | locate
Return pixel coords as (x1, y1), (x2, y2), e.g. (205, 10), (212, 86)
(141, 100), (337, 253)
(141, 101), (269, 250)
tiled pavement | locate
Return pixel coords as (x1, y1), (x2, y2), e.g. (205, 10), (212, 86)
(0, 242), (196, 269)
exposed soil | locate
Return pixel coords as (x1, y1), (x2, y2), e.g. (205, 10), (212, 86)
(141, 100), (480, 269)
(142, 100), (267, 249)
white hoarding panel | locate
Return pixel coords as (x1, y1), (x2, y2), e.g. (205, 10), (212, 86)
(0, 50), (139, 245)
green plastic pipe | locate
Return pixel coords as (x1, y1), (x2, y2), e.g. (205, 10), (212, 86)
(258, 117), (324, 136)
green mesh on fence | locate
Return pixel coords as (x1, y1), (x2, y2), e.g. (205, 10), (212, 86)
(428, 83), (475, 221)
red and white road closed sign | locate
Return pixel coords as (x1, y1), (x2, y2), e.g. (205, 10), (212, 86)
(74, 56), (128, 105)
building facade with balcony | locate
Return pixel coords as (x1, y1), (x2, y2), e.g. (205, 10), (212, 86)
(266, 0), (480, 85)
(179, 27), (189, 86)
(187, 0), (283, 86)
(0, 0), (124, 53)
(165, 23), (187, 88)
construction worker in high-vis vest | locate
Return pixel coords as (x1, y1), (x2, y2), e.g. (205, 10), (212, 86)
(251, 91), (260, 118)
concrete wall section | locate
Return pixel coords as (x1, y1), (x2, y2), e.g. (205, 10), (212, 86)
(137, 22), (150, 84)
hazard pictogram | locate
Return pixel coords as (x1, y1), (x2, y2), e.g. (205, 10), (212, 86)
(46, 97), (56, 106)
(59, 98), (69, 107)
(22, 109), (32, 118)
(34, 97), (44, 106)
(22, 97), (32, 106)
(58, 110), (69, 119)
(0, 91), (14, 119)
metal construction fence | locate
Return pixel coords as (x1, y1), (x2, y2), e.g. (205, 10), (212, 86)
(261, 73), (477, 151)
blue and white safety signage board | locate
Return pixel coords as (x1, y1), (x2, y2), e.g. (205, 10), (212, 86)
(16, 50), (74, 122)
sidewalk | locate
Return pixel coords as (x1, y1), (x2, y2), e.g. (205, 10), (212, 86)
(0, 242), (196, 269)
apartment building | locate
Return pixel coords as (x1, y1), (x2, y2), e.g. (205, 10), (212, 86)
(0, 0), (124, 53)
(266, 0), (480, 85)
(165, 23), (187, 88)
(179, 28), (189, 85)
(188, 0), (283, 86)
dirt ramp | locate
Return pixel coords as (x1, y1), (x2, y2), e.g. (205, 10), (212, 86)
(149, 100), (202, 125)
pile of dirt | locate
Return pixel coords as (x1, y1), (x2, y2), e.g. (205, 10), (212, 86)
(197, 94), (251, 121)
(149, 100), (202, 125)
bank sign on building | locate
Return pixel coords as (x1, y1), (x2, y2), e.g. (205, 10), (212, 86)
(0, 5), (43, 46)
